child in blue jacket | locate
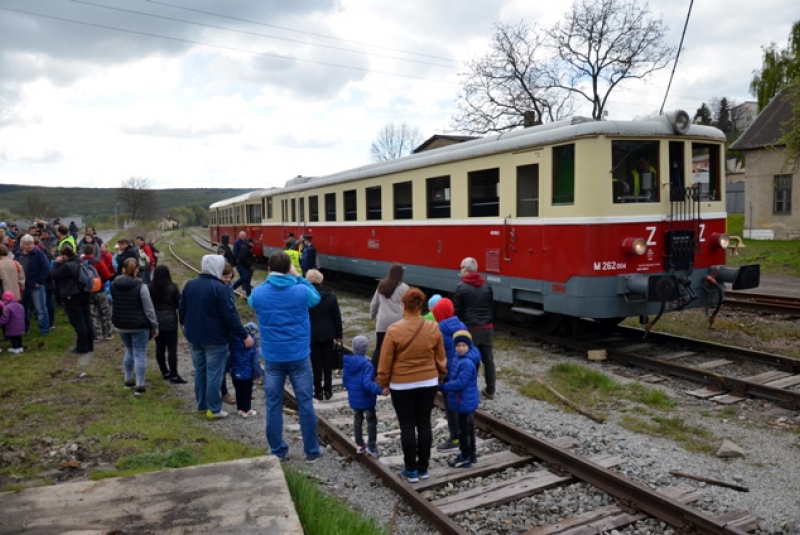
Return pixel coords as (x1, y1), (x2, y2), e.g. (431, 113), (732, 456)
(440, 330), (480, 468)
(342, 335), (388, 457)
(227, 322), (262, 418)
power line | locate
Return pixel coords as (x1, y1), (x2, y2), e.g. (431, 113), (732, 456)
(660, 0), (694, 114)
(0, 5), (458, 84)
(70, 0), (459, 70)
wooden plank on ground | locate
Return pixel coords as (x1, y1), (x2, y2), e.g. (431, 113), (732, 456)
(694, 359), (734, 370)
(416, 451), (532, 490)
(433, 454), (623, 516)
(710, 394), (747, 405)
(639, 375), (666, 383)
(715, 511), (760, 532)
(686, 387), (726, 399)
(764, 374), (800, 389)
(616, 343), (657, 353)
(742, 371), (792, 384)
(659, 351), (699, 361)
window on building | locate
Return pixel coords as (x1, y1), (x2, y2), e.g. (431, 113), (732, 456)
(552, 144), (575, 205)
(366, 186), (381, 220)
(427, 176), (451, 218)
(344, 190), (357, 221)
(516, 164), (539, 217)
(394, 182), (413, 220)
(610, 141), (660, 203)
(309, 195), (319, 222)
(469, 168), (499, 217)
(325, 193), (336, 221)
(774, 175), (793, 214)
(691, 143), (721, 201)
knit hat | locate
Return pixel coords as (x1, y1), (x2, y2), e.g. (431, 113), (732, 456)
(1, 291), (14, 304)
(428, 294), (442, 310)
(0, 222), (6, 228)
(452, 330), (472, 347)
(244, 322), (259, 335)
(352, 335), (369, 355)
(432, 298), (454, 323)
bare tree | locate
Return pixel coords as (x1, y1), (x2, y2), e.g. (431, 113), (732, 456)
(370, 122), (424, 162)
(21, 194), (54, 221)
(451, 21), (574, 135)
(547, 0), (676, 120)
(118, 176), (157, 222)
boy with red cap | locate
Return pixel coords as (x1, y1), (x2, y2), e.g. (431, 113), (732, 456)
(432, 297), (468, 453)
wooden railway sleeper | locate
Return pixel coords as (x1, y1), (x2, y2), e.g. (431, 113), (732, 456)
(617, 497), (640, 515)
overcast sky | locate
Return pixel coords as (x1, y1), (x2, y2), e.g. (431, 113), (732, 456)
(0, 0), (796, 191)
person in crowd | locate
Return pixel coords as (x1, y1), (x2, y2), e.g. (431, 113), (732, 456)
(115, 238), (137, 278)
(227, 322), (262, 418)
(81, 245), (113, 342)
(369, 263), (408, 370)
(306, 269), (342, 401)
(422, 294), (442, 322)
(147, 239), (159, 268)
(219, 261), (237, 406)
(232, 231), (247, 260)
(52, 245), (93, 354)
(57, 225), (76, 253)
(77, 234), (101, 260)
(39, 228), (57, 252)
(1, 222), (14, 241)
(41, 244), (57, 331)
(99, 243), (114, 276)
(68, 221), (79, 241)
(218, 235), (237, 269)
(286, 232), (297, 250)
(85, 227), (103, 248)
(135, 236), (155, 284)
(248, 250), (321, 462)
(343, 335), (388, 458)
(232, 238), (254, 297)
(0, 290), (26, 354)
(283, 238), (303, 277)
(440, 330), (480, 469)
(454, 257), (496, 400)
(376, 287), (447, 483)
(0, 245), (25, 306)
(111, 258), (158, 396)
(300, 235), (318, 274)
(149, 265), (185, 384)
(14, 235), (50, 335)
(180, 255), (253, 420)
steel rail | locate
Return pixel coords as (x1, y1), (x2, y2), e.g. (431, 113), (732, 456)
(724, 292), (800, 317)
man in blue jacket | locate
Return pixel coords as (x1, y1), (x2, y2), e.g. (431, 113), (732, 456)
(179, 255), (253, 420)
(14, 234), (50, 335)
(248, 250), (322, 463)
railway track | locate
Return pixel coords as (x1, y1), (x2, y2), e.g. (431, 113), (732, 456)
(724, 291), (800, 317)
(169, 233), (760, 535)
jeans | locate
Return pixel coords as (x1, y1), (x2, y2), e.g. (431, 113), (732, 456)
(390, 385), (438, 473)
(232, 266), (252, 296)
(119, 330), (150, 387)
(189, 343), (228, 414)
(64, 293), (93, 353)
(457, 412), (476, 460)
(354, 408), (377, 448)
(310, 340), (334, 399)
(264, 358), (320, 459)
(470, 328), (496, 395)
(22, 286), (49, 335)
(143, 269), (151, 284)
(155, 330), (179, 378)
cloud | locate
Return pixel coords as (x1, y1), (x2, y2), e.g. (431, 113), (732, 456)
(17, 149), (64, 164)
(273, 134), (339, 149)
(120, 121), (240, 138)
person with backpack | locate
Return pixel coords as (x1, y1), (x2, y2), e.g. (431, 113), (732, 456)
(135, 236), (155, 283)
(149, 265), (186, 384)
(81, 244), (113, 342)
(52, 245), (94, 354)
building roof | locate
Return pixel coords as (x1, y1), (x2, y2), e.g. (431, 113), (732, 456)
(730, 90), (794, 150)
(412, 134), (479, 153)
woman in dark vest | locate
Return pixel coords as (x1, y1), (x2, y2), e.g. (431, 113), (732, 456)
(111, 258), (158, 397)
(149, 265), (185, 384)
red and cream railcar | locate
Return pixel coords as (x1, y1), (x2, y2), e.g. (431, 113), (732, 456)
(241, 112), (760, 327)
(208, 189), (274, 258)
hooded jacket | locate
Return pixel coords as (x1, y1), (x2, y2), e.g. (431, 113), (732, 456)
(343, 353), (383, 410)
(228, 323), (262, 381)
(440, 349), (479, 414)
(248, 272), (321, 363)
(309, 284), (342, 343)
(0, 300), (25, 337)
(453, 272), (494, 329)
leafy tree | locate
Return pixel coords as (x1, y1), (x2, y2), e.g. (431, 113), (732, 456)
(118, 176), (157, 222)
(750, 20), (800, 111)
(20, 195), (54, 221)
(547, 0), (675, 120)
(370, 122), (423, 161)
(781, 81), (800, 169)
(694, 103), (713, 125)
(451, 21), (574, 134)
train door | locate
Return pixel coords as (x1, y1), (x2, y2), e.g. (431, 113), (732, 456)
(512, 163), (542, 279)
(467, 167), (503, 274)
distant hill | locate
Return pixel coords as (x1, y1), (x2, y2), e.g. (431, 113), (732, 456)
(0, 185), (254, 220)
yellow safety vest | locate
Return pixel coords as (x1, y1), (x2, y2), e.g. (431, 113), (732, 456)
(630, 166), (657, 195)
(285, 248), (303, 276)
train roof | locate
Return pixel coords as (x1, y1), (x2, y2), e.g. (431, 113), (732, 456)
(209, 188), (275, 209)
(275, 113), (724, 195)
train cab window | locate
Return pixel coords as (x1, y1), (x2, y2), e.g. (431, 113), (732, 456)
(427, 176), (451, 218)
(691, 143), (721, 201)
(468, 168), (499, 217)
(291, 199), (297, 222)
(248, 204), (261, 224)
(394, 181), (413, 220)
(281, 200), (286, 222)
(516, 164), (539, 217)
(366, 186), (381, 220)
(309, 195), (319, 222)
(344, 190), (357, 221)
(610, 141), (659, 204)
(552, 144), (575, 205)
(325, 193), (336, 221)
(299, 197), (305, 222)
(266, 197), (273, 220)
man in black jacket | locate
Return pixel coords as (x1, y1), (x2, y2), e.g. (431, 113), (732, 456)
(232, 239), (254, 297)
(115, 238), (138, 278)
(52, 246), (94, 354)
(453, 257), (496, 399)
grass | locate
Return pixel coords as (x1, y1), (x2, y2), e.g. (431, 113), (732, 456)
(726, 213), (800, 277)
(619, 415), (716, 453)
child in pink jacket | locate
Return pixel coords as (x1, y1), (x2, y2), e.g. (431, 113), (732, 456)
(0, 291), (25, 354)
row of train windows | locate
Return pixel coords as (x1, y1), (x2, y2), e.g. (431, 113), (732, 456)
(211, 205), (263, 225)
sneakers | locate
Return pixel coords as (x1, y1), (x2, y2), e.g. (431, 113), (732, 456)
(8, 347), (24, 354)
(447, 455), (473, 469)
(418, 470), (429, 480)
(206, 410), (228, 420)
(305, 450), (325, 464)
(169, 376), (188, 384)
(481, 388), (495, 400)
(124, 380), (135, 389)
(366, 446), (380, 459)
(238, 409), (257, 418)
(400, 468), (419, 483)
(356, 444), (367, 454)
(134, 386), (146, 397)
(437, 438), (460, 453)
(162, 373), (171, 380)
(222, 393), (236, 405)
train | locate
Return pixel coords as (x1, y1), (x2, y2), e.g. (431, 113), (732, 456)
(209, 110), (759, 332)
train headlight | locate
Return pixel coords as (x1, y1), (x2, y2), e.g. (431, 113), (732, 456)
(711, 233), (730, 250)
(667, 110), (691, 135)
(622, 237), (647, 256)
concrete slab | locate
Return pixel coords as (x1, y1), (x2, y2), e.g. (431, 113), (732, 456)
(0, 456), (302, 534)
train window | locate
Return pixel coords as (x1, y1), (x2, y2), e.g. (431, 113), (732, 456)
(669, 142), (685, 201)
(427, 176), (451, 218)
(610, 141), (659, 203)
(344, 190), (357, 221)
(469, 168), (499, 217)
(394, 182), (413, 220)
(299, 198), (305, 222)
(266, 197), (273, 220)
(248, 204), (261, 224)
(691, 143), (721, 201)
(552, 144), (575, 205)
(291, 199), (296, 222)
(366, 186), (381, 220)
(516, 164), (539, 217)
(325, 193), (336, 221)
(309, 195), (319, 222)
(236, 207), (242, 225)
(281, 200), (287, 223)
